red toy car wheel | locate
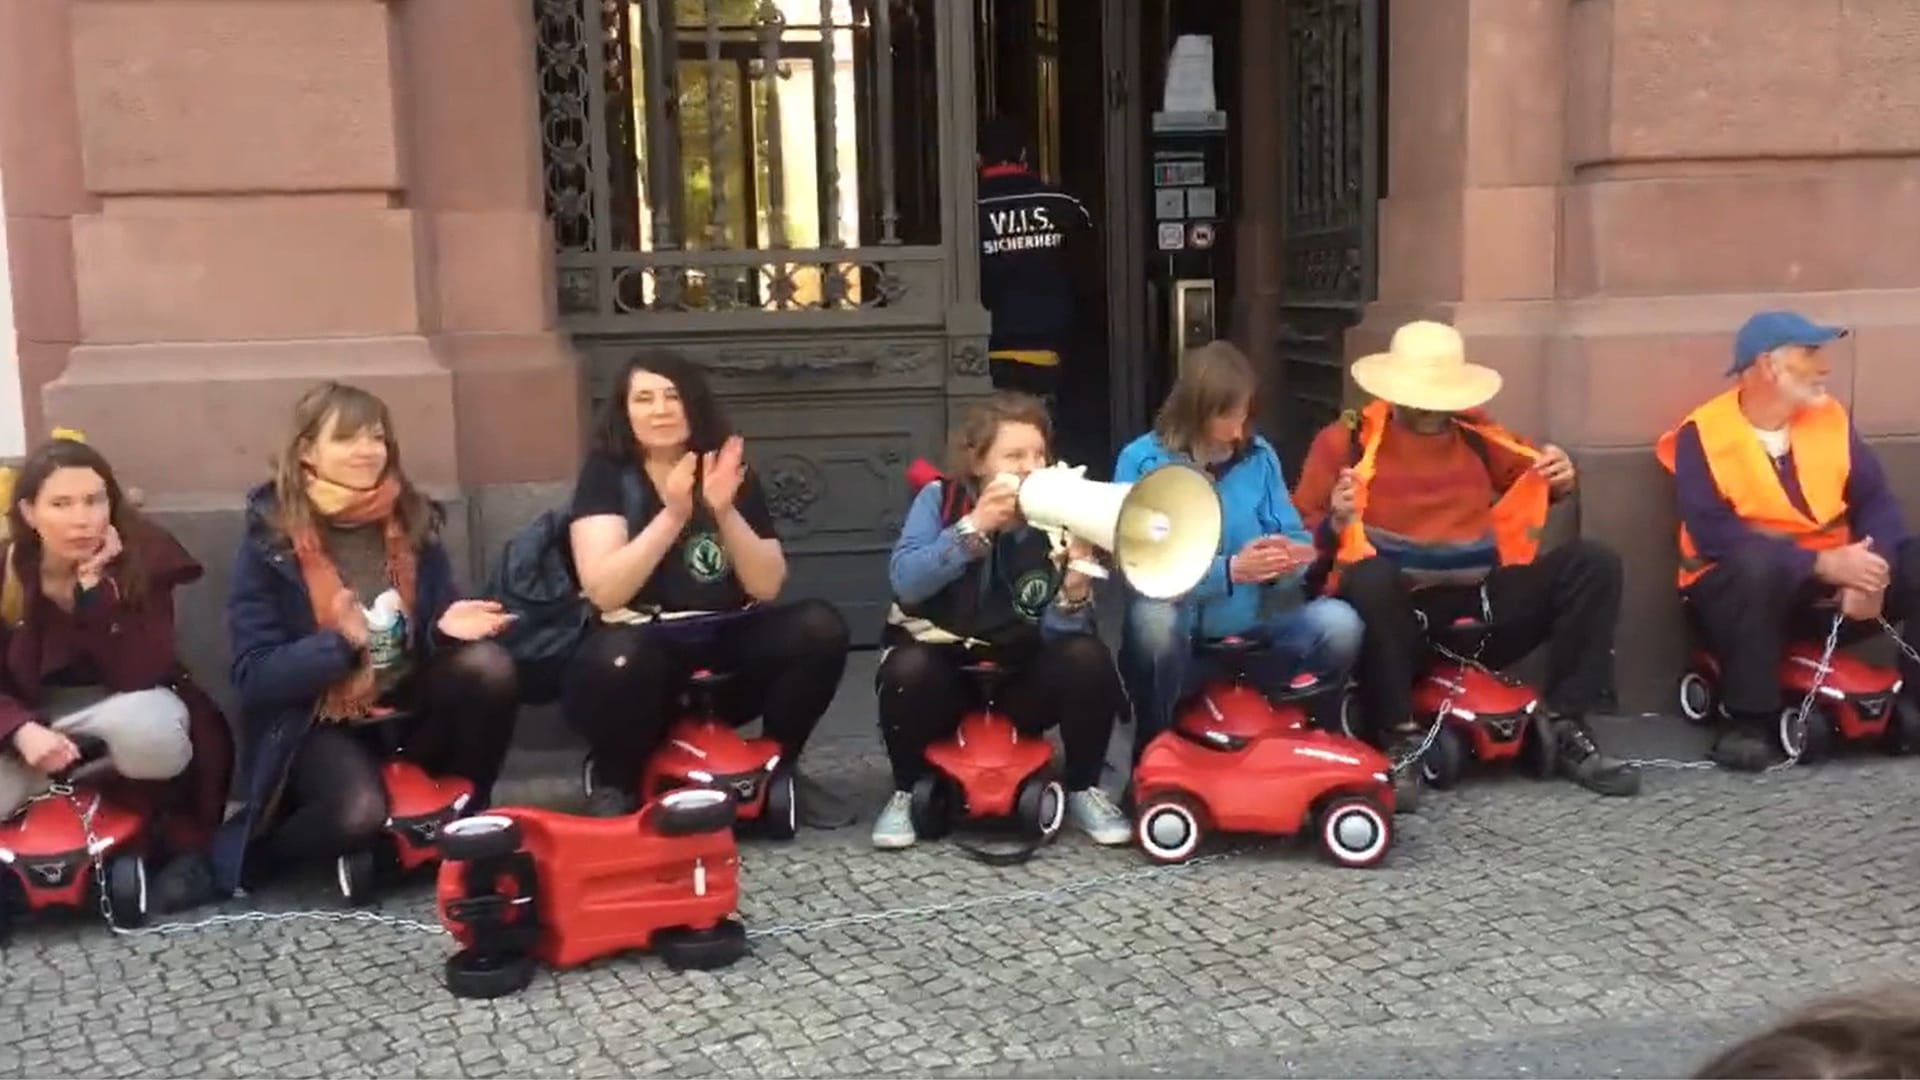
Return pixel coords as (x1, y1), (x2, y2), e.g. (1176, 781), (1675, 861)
(336, 849), (382, 907)
(1016, 776), (1065, 842)
(445, 948), (536, 1000)
(1336, 689), (1365, 742)
(654, 917), (749, 972)
(909, 774), (957, 840)
(440, 815), (523, 862)
(760, 769), (798, 841)
(1134, 792), (1205, 865)
(1420, 726), (1466, 790)
(105, 854), (148, 929)
(653, 788), (738, 836)
(1519, 714), (1558, 780)
(1885, 698), (1920, 756)
(1677, 671), (1716, 725)
(1317, 796), (1391, 868)
(1778, 704), (1834, 764)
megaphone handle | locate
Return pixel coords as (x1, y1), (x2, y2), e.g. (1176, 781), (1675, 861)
(1067, 558), (1109, 579)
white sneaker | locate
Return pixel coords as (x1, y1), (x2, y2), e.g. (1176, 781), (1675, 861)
(870, 791), (917, 849)
(1066, 788), (1132, 846)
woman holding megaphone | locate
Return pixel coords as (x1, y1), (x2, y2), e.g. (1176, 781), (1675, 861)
(872, 392), (1131, 850)
(1115, 342), (1364, 758)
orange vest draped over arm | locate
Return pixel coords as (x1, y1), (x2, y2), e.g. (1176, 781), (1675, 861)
(1326, 400), (1552, 591)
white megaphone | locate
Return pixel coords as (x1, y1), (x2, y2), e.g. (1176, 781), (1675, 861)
(995, 462), (1223, 600)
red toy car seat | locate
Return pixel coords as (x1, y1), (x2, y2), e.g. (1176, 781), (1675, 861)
(911, 659), (1064, 863)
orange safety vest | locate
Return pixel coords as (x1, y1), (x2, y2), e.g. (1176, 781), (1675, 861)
(1653, 388), (1852, 590)
(1326, 400), (1551, 591)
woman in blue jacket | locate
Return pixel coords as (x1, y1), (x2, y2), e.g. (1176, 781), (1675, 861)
(213, 382), (520, 894)
(1114, 342), (1363, 757)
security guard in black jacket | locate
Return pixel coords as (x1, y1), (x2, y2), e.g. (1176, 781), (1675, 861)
(976, 116), (1092, 404)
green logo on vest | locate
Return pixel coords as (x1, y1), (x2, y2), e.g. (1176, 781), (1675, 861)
(1013, 570), (1055, 621)
(684, 532), (729, 584)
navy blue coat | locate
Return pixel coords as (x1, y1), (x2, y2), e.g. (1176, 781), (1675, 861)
(211, 485), (461, 893)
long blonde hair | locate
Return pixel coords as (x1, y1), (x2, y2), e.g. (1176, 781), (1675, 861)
(270, 382), (436, 546)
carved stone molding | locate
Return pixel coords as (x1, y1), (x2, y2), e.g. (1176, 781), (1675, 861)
(709, 342), (937, 380)
(950, 342), (987, 378)
(762, 454), (826, 523)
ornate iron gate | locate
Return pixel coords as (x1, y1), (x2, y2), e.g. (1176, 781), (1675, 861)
(1274, 0), (1383, 480)
(533, 0), (990, 641)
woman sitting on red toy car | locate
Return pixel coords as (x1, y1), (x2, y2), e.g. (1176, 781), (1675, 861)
(0, 434), (233, 913)
(562, 351), (851, 821)
(871, 391), (1131, 850)
(212, 382), (521, 896)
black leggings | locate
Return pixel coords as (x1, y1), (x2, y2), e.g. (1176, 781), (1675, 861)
(562, 600), (850, 793)
(876, 633), (1122, 791)
(266, 640), (520, 864)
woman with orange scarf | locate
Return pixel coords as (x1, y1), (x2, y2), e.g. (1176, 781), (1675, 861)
(210, 383), (519, 895)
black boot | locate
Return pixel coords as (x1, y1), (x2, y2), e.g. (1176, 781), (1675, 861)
(1552, 715), (1641, 797)
(1709, 713), (1782, 772)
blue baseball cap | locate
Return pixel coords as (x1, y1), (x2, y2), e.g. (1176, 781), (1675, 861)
(1729, 310), (1847, 376)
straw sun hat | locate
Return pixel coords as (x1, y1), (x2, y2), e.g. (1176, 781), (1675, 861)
(1349, 321), (1502, 412)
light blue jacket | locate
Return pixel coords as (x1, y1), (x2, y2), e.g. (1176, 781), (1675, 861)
(1111, 432), (1311, 638)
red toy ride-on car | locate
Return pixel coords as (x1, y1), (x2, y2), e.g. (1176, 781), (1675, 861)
(335, 758), (476, 906)
(1132, 636), (1396, 868)
(911, 660), (1066, 848)
(434, 787), (747, 998)
(0, 735), (151, 938)
(1340, 617), (1556, 790)
(583, 668), (797, 840)
(1678, 635), (1920, 763)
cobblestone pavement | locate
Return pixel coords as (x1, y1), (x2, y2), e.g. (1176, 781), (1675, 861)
(3, 665), (1918, 1078)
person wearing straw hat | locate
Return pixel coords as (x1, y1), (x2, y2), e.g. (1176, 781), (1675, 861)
(1655, 311), (1917, 771)
(1293, 320), (1640, 798)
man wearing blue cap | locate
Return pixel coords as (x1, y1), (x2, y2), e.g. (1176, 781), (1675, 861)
(1655, 311), (1918, 770)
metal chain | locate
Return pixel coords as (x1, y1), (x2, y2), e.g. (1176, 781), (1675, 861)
(63, 790), (1239, 944)
(1389, 594), (1494, 776)
(1624, 613), (1845, 773)
(1877, 615), (1920, 668)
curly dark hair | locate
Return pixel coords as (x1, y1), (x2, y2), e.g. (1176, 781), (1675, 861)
(591, 350), (735, 462)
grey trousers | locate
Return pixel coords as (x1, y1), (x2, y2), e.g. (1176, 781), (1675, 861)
(0, 687), (192, 819)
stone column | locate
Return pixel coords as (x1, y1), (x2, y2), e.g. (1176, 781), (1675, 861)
(1358, 0), (1920, 709)
(1350, 0), (1568, 439)
(18, 0), (580, 510)
(1555, 0), (1920, 708)
(0, 0), (92, 443)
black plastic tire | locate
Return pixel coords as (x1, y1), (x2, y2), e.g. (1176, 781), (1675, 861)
(1015, 775), (1065, 841)
(438, 814), (522, 861)
(1884, 697), (1920, 756)
(1779, 705), (1835, 764)
(105, 855), (147, 930)
(336, 849), (380, 907)
(444, 948), (537, 999)
(653, 788), (738, 837)
(908, 774), (956, 840)
(654, 918), (749, 972)
(1317, 795), (1393, 868)
(0, 872), (17, 945)
(1678, 671), (1716, 725)
(1421, 726), (1467, 790)
(760, 769), (797, 841)
(1519, 714), (1559, 780)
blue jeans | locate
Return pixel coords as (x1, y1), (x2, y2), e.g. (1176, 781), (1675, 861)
(1119, 596), (1364, 760)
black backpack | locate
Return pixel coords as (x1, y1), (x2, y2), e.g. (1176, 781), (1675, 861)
(486, 470), (644, 694)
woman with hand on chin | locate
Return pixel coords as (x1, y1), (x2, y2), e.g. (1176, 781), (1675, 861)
(214, 382), (521, 895)
(563, 351), (850, 820)
(0, 436), (233, 913)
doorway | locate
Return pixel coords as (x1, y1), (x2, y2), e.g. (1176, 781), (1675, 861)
(974, 0), (1242, 475)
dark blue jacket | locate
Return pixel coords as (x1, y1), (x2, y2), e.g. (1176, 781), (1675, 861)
(210, 484), (461, 893)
